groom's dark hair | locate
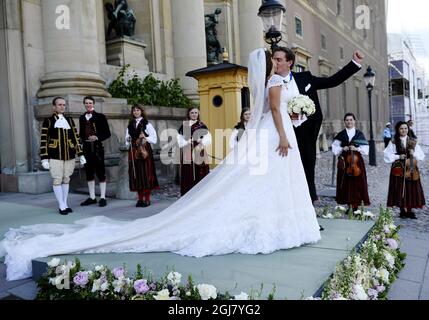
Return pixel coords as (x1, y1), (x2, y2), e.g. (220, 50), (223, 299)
(273, 47), (296, 69)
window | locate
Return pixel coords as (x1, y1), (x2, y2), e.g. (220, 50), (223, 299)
(295, 17), (303, 37)
(321, 34), (327, 51)
(340, 83), (347, 114)
(340, 46), (344, 60)
(295, 64), (306, 72)
(355, 86), (360, 118)
(337, 0), (342, 16)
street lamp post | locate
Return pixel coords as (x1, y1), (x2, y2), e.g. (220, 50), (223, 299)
(257, 0), (286, 52)
(364, 66), (377, 166)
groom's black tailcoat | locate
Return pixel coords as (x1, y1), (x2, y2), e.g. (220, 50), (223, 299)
(291, 61), (361, 202)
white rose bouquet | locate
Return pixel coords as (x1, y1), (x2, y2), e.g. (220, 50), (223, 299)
(287, 94), (316, 118)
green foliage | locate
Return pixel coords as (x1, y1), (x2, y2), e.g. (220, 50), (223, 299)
(108, 64), (195, 107)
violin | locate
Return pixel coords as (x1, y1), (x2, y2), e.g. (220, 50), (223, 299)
(135, 133), (148, 160)
(345, 146), (362, 177)
(404, 140), (420, 181)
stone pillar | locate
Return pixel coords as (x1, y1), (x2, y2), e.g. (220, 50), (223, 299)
(37, 0), (110, 97)
(238, 0), (264, 66)
(171, 0), (206, 101)
(0, 0), (29, 179)
(96, 0), (107, 65)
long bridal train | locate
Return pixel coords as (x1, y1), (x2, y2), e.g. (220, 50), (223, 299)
(0, 49), (320, 281)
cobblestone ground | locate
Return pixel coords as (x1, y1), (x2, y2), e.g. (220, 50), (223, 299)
(315, 146), (429, 234)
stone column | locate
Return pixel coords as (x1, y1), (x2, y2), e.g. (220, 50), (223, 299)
(0, 0), (29, 179)
(238, 0), (264, 66)
(171, 0), (206, 101)
(37, 0), (110, 97)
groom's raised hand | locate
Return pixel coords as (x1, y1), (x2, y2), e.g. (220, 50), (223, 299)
(353, 51), (364, 65)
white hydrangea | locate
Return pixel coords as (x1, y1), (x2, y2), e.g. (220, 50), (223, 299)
(47, 258), (61, 268)
(234, 292), (249, 300)
(384, 251), (395, 269)
(351, 284), (368, 300)
(95, 265), (106, 272)
(154, 289), (171, 300)
(363, 211), (375, 219)
(197, 284), (217, 300)
(376, 268), (390, 283)
(167, 272), (182, 286)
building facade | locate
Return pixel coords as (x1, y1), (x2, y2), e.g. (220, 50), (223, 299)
(0, 0), (389, 193)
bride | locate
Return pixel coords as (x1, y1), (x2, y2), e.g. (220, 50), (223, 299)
(0, 49), (321, 281)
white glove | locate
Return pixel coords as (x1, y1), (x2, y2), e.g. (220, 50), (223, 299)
(80, 156), (87, 165)
(41, 159), (50, 170)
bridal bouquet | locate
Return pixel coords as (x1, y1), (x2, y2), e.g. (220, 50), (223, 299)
(287, 95), (316, 117)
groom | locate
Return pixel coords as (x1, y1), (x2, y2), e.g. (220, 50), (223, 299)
(273, 47), (363, 203)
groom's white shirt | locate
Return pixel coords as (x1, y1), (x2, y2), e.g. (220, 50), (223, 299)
(278, 72), (307, 127)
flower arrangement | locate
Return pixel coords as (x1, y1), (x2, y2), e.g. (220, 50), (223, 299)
(37, 208), (404, 300)
(320, 207), (406, 300)
(37, 260), (252, 300)
(317, 203), (376, 221)
(287, 95), (316, 117)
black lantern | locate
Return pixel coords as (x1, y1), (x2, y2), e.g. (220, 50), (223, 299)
(258, 0), (286, 51)
(364, 66), (377, 166)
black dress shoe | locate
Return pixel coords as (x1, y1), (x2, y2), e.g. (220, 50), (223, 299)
(66, 208), (73, 213)
(319, 225), (324, 231)
(136, 200), (144, 207)
(143, 201), (151, 207)
(408, 212), (417, 219)
(99, 198), (107, 207)
(59, 209), (69, 215)
(81, 198), (97, 206)
(399, 209), (407, 219)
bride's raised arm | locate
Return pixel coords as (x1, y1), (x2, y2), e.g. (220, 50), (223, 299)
(268, 76), (292, 157)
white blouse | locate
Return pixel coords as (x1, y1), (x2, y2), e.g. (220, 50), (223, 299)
(383, 138), (425, 163)
(331, 128), (369, 156)
(125, 121), (158, 146)
(177, 121), (212, 149)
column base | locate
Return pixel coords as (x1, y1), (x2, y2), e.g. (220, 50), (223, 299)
(37, 72), (111, 98)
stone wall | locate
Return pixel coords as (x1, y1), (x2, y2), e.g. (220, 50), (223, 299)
(33, 95), (188, 194)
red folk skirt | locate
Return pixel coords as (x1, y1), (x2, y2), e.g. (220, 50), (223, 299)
(180, 147), (210, 196)
(128, 143), (159, 192)
(336, 155), (370, 206)
(387, 161), (425, 209)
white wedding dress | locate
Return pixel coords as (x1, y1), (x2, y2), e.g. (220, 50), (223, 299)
(0, 49), (321, 280)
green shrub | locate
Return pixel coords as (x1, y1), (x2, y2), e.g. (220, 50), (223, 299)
(108, 64), (195, 108)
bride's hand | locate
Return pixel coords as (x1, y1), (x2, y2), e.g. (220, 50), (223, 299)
(276, 136), (292, 157)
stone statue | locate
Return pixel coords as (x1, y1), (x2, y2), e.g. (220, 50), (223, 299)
(105, 0), (136, 39)
(205, 8), (222, 64)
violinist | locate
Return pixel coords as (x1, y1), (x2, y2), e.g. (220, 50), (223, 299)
(332, 113), (370, 211)
(384, 121), (425, 219)
(177, 107), (212, 196)
(125, 105), (159, 208)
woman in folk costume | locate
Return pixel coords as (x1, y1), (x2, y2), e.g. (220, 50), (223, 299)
(331, 113), (370, 211)
(177, 107), (212, 196)
(125, 105), (159, 207)
(384, 121), (425, 219)
(229, 108), (251, 149)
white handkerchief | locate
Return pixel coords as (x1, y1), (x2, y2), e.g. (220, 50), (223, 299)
(292, 114), (308, 128)
(54, 115), (71, 130)
(305, 84), (312, 92)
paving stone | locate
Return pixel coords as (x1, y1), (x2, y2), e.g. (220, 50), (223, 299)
(388, 278), (421, 300)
